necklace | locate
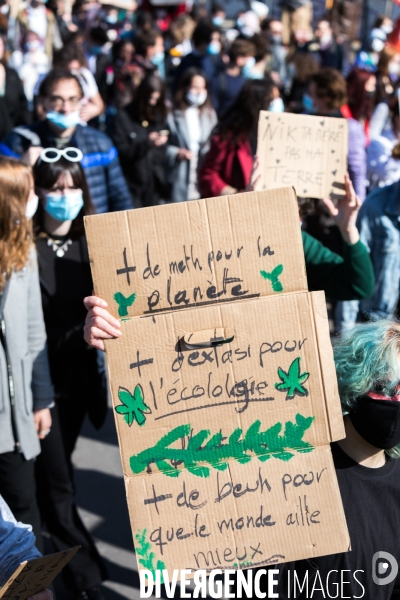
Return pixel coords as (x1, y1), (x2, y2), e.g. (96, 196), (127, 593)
(47, 237), (72, 257)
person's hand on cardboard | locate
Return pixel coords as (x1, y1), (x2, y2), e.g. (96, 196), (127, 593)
(245, 156), (261, 192)
(321, 173), (361, 246)
(28, 590), (53, 600)
(83, 295), (121, 351)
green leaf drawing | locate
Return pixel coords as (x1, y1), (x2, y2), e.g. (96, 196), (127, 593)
(260, 264), (284, 292)
(135, 529), (165, 582)
(130, 414), (314, 478)
(115, 384), (151, 426)
(114, 291), (136, 317)
(275, 357), (310, 400)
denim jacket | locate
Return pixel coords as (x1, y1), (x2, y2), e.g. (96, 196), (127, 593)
(356, 180), (400, 319)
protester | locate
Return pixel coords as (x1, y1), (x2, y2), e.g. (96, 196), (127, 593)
(198, 78), (276, 198)
(131, 29), (165, 82)
(367, 95), (400, 190)
(305, 67), (367, 201)
(262, 18), (288, 84)
(14, 0), (62, 61)
(108, 38), (137, 108)
(0, 34), (30, 140)
(273, 319), (400, 599)
(0, 156), (53, 548)
(166, 67), (216, 202)
(0, 494), (51, 600)
(337, 177), (400, 329)
(286, 51), (318, 112)
(32, 147), (107, 600)
(173, 21), (222, 89)
(310, 18), (344, 71)
(9, 30), (49, 111)
(342, 67), (376, 145)
(112, 74), (169, 207)
(210, 38), (255, 117)
(0, 69), (133, 213)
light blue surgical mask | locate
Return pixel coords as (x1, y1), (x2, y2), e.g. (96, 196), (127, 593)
(212, 16), (224, 27)
(242, 57), (264, 79)
(90, 45), (103, 55)
(303, 93), (315, 114)
(150, 51), (164, 67)
(207, 40), (221, 55)
(106, 13), (118, 24)
(46, 110), (81, 130)
(44, 191), (84, 221)
(237, 17), (245, 28)
(268, 97), (285, 113)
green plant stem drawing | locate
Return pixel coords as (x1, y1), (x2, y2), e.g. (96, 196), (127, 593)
(114, 291), (136, 317)
(260, 264), (284, 292)
(115, 385), (151, 426)
(275, 357), (310, 400)
(135, 529), (165, 581)
(130, 413), (314, 478)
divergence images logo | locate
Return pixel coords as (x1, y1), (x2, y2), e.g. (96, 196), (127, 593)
(372, 552), (399, 586)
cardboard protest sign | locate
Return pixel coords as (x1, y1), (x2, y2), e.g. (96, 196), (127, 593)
(84, 189), (350, 576)
(255, 112), (348, 200)
(0, 547), (80, 600)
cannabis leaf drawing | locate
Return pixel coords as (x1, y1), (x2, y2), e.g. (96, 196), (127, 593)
(260, 264), (284, 292)
(114, 291), (136, 317)
(275, 357), (310, 400)
(130, 413), (315, 478)
(115, 384), (150, 426)
(135, 529), (165, 581)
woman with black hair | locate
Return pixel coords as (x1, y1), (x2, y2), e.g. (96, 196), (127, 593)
(198, 78), (277, 198)
(33, 148), (108, 600)
(111, 74), (170, 207)
(166, 67), (217, 203)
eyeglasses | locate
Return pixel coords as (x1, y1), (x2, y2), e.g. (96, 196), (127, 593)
(49, 95), (81, 109)
(39, 147), (83, 163)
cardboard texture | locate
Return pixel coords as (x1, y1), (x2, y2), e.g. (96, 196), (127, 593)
(84, 189), (350, 576)
(255, 112), (348, 200)
(0, 547), (80, 600)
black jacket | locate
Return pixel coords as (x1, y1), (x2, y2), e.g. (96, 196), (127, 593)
(0, 66), (30, 140)
(112, 102), (169, 207)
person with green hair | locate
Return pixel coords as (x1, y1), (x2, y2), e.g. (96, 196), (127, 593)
(275, 319), (400, 599)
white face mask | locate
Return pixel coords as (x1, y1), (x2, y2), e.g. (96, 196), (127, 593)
(26, 194), (39, 219)
(186, 90), (207, 106)
(381, 24), (393, 35)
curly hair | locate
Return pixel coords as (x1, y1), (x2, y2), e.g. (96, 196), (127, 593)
(0, 157), (33, 290)
(333, 319), (400, 458)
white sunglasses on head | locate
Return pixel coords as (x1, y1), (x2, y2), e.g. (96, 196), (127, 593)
(39, 147), (83, 163)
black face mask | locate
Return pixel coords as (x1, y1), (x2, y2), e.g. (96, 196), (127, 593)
(350, 394), (400, 449)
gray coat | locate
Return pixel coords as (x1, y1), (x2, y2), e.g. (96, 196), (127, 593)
(0, 248), (54, 460)
(166, 107), (217, 203)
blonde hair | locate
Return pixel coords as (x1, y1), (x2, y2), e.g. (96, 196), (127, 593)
(0, 157), (33, 289)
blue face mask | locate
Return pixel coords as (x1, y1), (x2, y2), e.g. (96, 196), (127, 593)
(212, 16), (224, 27)
(46, 110), (81, 130)
(303, 93), (315, 114)
(106, 13), (118, 24)
(151, 51), (164, 67)
(207, 40), (221, 55)
(268, 97), (285, 113)
(44, 191), (84, 221)
(242, 57), (264, 79)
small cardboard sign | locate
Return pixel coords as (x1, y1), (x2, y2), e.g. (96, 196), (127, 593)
(0, 547), (80, 600)
(255, 112), (348, 199)
(84, 190), (350, 576)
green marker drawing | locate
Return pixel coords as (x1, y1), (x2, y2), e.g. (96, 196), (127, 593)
(130, 413), (314, 478)
(135, 529), (165, 582)
(260, 264), (284, 292)
(115, 384), (151, 426)
(114, 291), (136, 317)
(275, 357), (310, 400)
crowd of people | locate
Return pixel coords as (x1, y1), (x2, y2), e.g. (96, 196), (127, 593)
(1, 0), (400, 599)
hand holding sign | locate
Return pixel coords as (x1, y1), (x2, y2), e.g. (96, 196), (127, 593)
(321, 174), (361, 245)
